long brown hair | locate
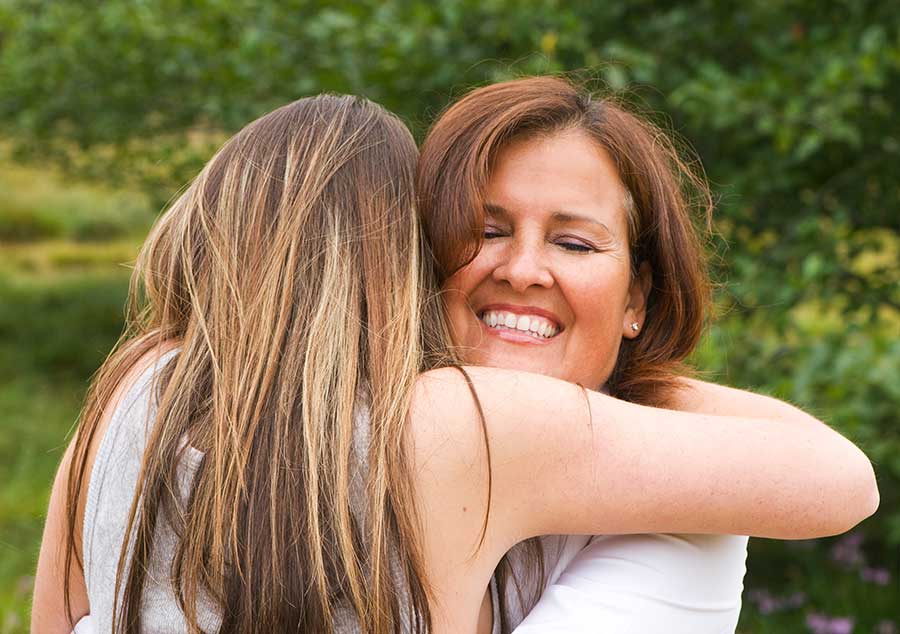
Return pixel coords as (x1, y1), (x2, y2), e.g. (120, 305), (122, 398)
(65, 94), (452, 633)
(416, 75), (715, 630)
(417, 75), (714, 407)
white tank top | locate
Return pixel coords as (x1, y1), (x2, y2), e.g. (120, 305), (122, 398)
(504, 533), (749, 633)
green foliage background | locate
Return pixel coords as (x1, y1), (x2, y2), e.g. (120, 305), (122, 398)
(0, 1), (897, 631)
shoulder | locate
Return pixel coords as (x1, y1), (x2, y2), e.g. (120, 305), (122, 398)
(85, 341), (181, 482)
(408, 365), (591, 508)
(74, 341), (182, 563)
(81, 340), (182, 530)
(407, 365), (602, 548)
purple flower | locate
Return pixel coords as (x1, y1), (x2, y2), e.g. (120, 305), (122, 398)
(784, 591), (807, 608)
(747, 588), (779, 614)
(806, 612), (830, 634)
(829, 532), (866, 569)
(805, 613), (855, 634)
(747, 588), (806, 615)
(828, 617), (854, 634)
(807, 613), (831, 634)
(860, 566), (891, 585)
(875, 620), (898, 634)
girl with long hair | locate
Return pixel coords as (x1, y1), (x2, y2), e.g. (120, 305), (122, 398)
(33, 94), (447, 633)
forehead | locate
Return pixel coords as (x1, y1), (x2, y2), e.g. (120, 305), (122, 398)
(485, 129), (630, 236)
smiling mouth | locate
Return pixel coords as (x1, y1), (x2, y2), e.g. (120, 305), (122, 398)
(477, 309), (561, 340)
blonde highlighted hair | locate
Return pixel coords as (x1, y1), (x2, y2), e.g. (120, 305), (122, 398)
(65, 94), (453, 633)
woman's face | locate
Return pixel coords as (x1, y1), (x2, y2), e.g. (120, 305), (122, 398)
(443, 129), (651, 389)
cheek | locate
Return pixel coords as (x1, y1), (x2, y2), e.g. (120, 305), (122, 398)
(570, 259), (630, 297)
(574, 307), (623, 348)
(442, 290), (469, 344)
(443, 253), (489, 298)
(441, 269), (480, 343)
(566, 266), (631, 338)
(442, 252), (497, 305)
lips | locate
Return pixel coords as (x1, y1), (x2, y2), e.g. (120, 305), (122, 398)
(476, 304), (563, 341)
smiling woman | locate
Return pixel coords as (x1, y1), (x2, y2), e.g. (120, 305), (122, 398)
(418, 77), (712, 408)
(442, 129), (652, 389)
(415, 75), (873, 633)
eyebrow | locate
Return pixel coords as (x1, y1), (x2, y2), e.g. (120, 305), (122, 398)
(484, 202), (616, 235)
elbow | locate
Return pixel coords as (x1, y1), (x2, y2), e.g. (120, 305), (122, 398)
(864, 478), (881, 522)
(847, 454), (880, 529)
(785, 443), (880, 540)
(826, 446), (880, 537)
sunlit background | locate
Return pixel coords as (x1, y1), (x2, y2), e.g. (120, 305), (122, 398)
(1, 2), (897, 632)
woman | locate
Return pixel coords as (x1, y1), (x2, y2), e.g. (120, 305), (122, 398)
(32, 93), (876, 634)
(415, 75), (875, 632)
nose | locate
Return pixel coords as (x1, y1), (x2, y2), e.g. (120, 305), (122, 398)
(491, 238), (554, 293)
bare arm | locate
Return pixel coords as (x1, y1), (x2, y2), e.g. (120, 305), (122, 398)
(670, 376), (828, 424)
(32, 346), (175, 633)
(31, 443), (90, 634)
(410, 366), (879, 560)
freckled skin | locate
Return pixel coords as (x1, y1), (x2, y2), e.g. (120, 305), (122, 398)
(443, 130), (651, 389)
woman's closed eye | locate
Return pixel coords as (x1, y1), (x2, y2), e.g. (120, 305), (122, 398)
(555, 238), (596, 253)
(483, 228), (598, 253)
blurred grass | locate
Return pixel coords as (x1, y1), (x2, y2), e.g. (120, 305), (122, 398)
(3, 240), (142, 276)
(0, 378), (85, 632)
(0, 161), (153, 243)
(0, 160), (146, 631)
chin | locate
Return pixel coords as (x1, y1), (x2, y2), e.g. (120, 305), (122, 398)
(479, 352), (559, 379)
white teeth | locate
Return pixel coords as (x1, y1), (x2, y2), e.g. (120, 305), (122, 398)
(479, 310), (560, 340)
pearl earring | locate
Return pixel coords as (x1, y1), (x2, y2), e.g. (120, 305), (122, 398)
(631, 322), (640, 332)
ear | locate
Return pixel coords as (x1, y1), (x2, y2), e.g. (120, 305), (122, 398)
(623, 261), (652, 339)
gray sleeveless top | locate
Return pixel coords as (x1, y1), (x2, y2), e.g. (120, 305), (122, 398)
(82, 349), (507, 633)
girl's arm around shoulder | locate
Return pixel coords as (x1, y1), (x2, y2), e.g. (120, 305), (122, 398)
(669, 376), (832, 424)
(668, 377), (880, 509)
(408, 366), (879, 559)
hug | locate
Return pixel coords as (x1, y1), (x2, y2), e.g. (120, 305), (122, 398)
(32, 76), (878, 634)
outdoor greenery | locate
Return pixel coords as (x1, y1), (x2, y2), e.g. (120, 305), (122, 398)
(1, 1), (897, 632)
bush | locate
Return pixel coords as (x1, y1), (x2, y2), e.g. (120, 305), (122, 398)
(0, 163), (155, 243)
(0, 271), (130, 380)
(0, 202), (65, 241)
